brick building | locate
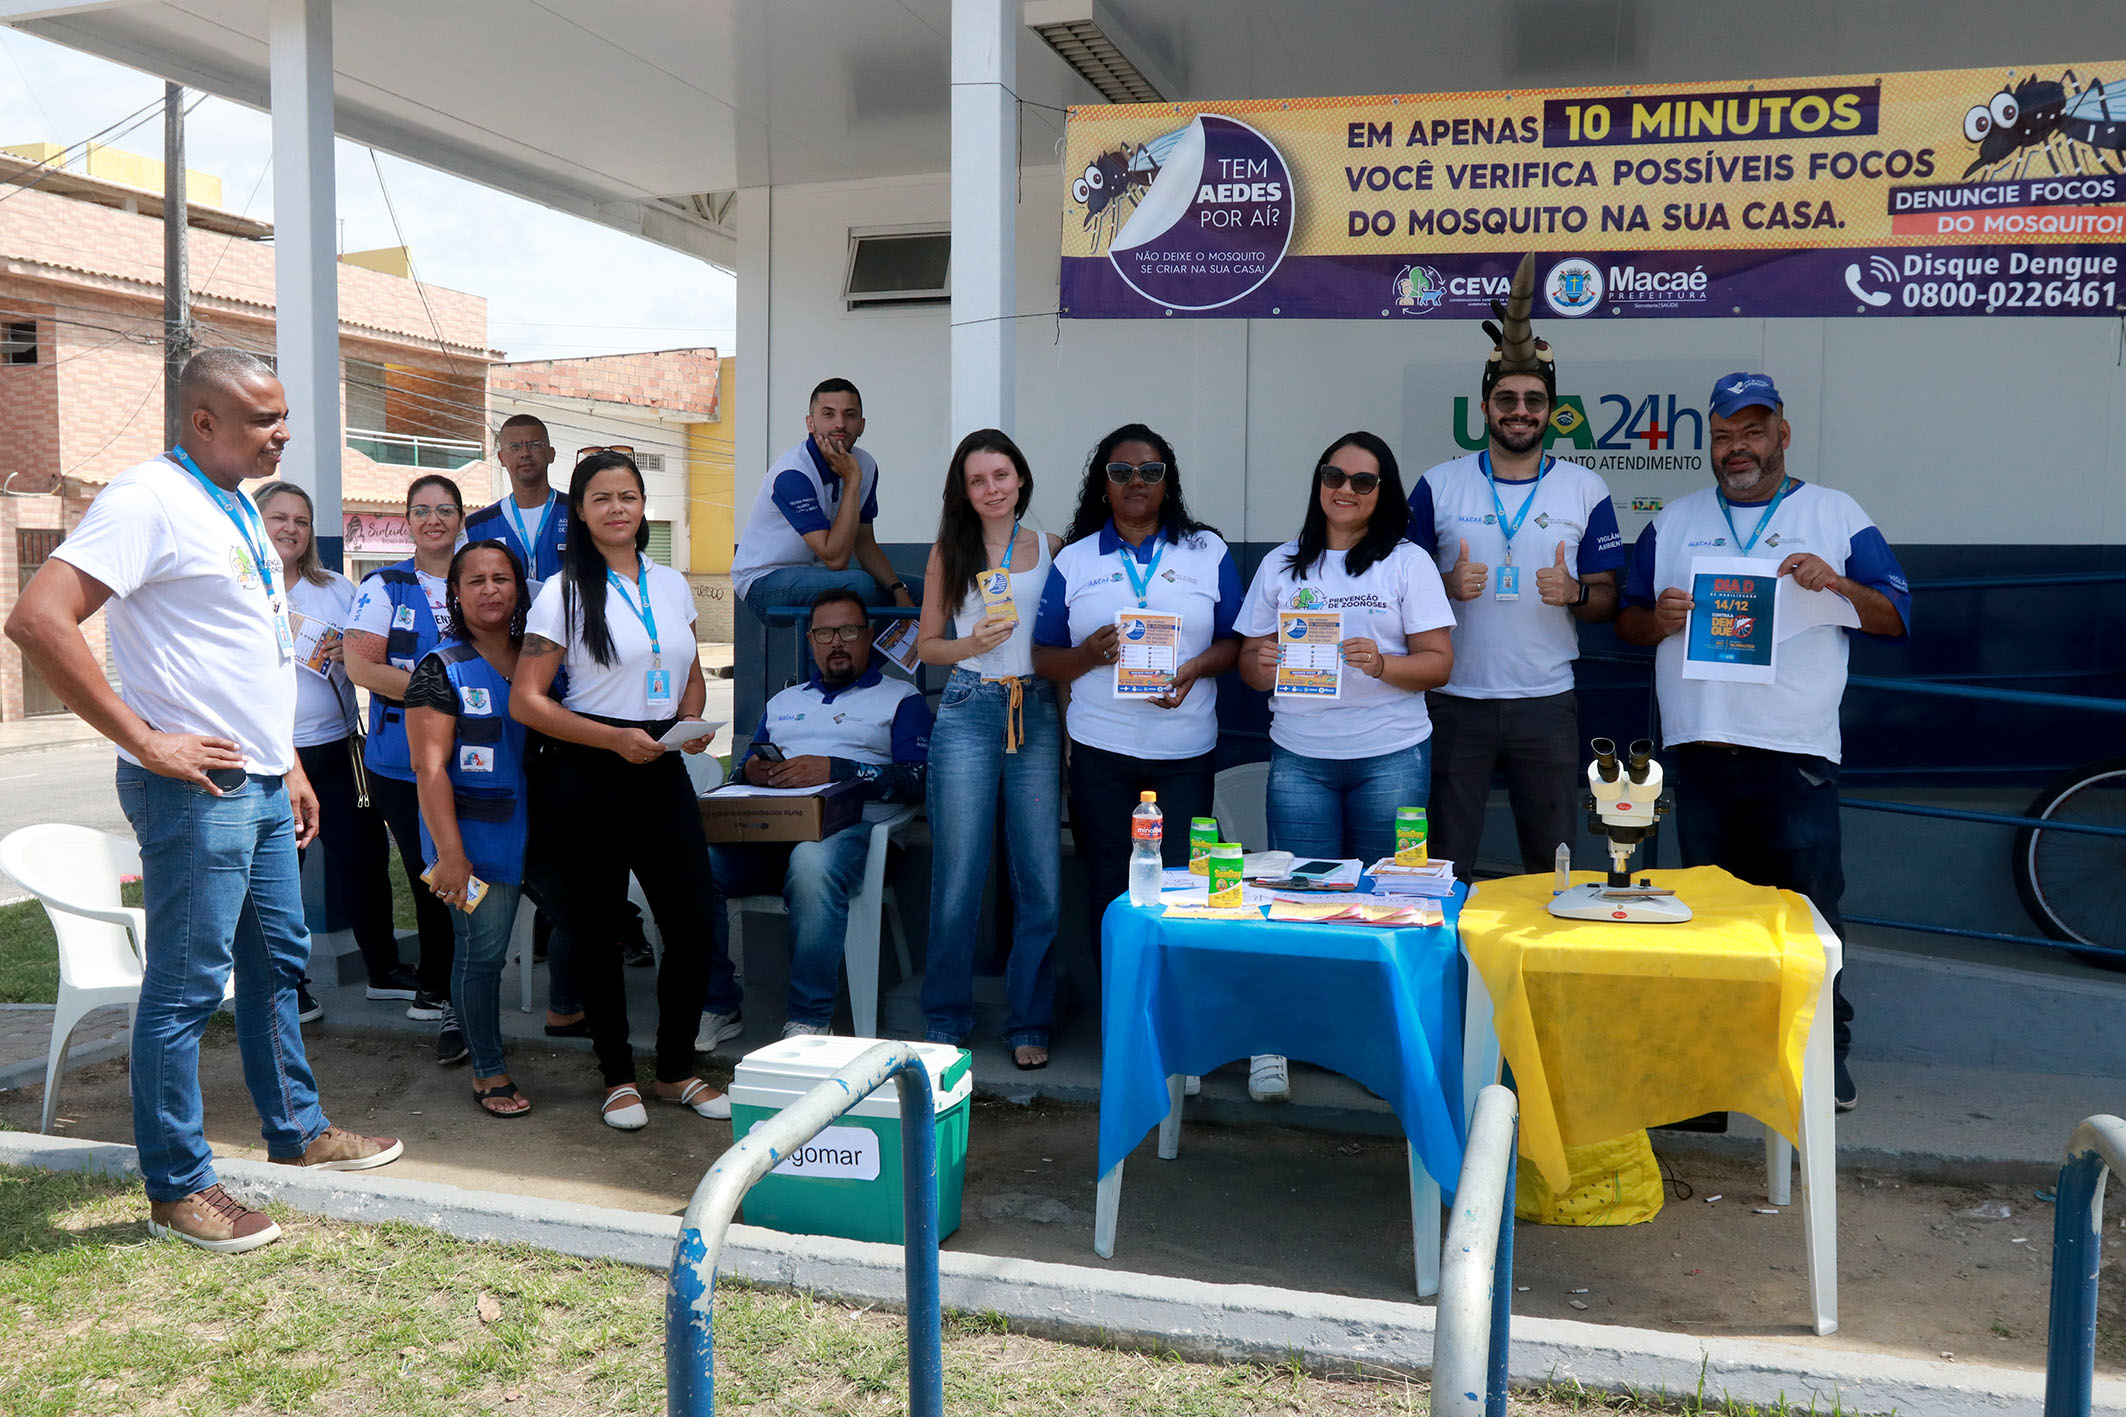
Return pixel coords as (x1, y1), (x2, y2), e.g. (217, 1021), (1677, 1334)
(0, 148), (496, 720)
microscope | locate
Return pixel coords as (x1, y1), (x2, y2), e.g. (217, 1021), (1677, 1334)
(1547, 737), (1693, 924)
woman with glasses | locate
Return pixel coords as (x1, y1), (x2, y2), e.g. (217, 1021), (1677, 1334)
(256, 482), (418, 1022)
(915, 429), (1063, 1069)
(1032, 424), (1241, 978)
(346, 473), (469, 1060)
(511, 452), (727, 1131)
(405, 540), (537, 1117)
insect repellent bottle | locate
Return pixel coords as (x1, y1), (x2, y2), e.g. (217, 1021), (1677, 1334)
(1128, 791), (1164, 907)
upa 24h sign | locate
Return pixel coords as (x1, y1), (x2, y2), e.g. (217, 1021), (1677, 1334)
(1059, 62), (2126, 320)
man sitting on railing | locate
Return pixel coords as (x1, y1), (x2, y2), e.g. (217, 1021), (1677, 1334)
(695, 587), (932, 1050)
(1615, 371), (1911, 1113)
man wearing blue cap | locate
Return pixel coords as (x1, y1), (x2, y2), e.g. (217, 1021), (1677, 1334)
(1616, 372), (1910, 1111)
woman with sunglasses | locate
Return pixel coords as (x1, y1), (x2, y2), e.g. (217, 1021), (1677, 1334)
(1032, 424), (1241, 975)
(255, 482), (417, 1021)
(915, 429), (1063, 1069)
(511, 452), (727, 1131)
(405, 540), (537, 1117)
(346, 473), (469, 1059)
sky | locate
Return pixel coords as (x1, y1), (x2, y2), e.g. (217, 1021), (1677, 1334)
(0, 25), (738, 363)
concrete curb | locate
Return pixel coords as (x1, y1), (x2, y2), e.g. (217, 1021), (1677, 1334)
(3, 1132), (2118, 1416)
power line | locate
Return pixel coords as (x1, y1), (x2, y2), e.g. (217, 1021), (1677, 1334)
(0, 93), (200, 211)
(367, 147), (458, 377)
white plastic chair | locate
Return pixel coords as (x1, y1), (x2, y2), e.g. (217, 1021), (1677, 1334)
(725, 805), (916, 1039)
(0, 825), (147, 1134)
(1213, 761), (1271, 852)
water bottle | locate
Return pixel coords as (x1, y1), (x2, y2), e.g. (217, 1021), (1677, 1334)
(1127, 790), (1164, 907)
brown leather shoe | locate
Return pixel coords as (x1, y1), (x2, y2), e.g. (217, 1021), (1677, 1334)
(269, 1125), (405, 1172)
(147, 1184), (281, 1253)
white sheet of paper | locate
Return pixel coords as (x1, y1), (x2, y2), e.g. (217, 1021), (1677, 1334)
(657, 718), (724, 749)
(1158, 885), (1278, 907)
(1773, 577), (1861, 642)
(707, 782), (835, 799)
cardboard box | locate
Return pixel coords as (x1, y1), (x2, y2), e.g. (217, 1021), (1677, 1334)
(699, 778), (864, 844)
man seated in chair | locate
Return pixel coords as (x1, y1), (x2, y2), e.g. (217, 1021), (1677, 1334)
(696, 587), (932, 1046)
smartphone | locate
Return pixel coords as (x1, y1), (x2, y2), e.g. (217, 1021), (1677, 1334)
(1289, 860), (1345, 879)
(750, 740), (786, 764)
(205, 767), (248, 794)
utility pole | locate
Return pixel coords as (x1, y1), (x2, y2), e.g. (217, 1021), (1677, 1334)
(161, 81), (190, 447)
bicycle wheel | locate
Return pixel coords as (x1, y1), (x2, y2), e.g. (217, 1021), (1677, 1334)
(2012, 757), (2126, 969)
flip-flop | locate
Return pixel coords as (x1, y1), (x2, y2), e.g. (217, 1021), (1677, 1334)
(475, 1081), (532, 1118)
(1012, 1045), (1049, 1071)
(601, 1084), (648, 1130)
(543, 1017), (590, 1038)
(662, 1078), (731, 1119)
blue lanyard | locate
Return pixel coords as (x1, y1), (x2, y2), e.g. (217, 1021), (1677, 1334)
(605, 558), (660, 662)
(1116, 528), (1166, 608)
(997, 519), (1022, 572)
(1717, 478), (1793, 556)
(505, 491), (554, 562)
(1479, 451), (1550, 563)
(169, 446), (277, 601)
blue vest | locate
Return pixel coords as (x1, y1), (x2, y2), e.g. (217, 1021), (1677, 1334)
(464, 493), (567, 584)
(362, 561), (444, 782)
(417, 641), (529, 885)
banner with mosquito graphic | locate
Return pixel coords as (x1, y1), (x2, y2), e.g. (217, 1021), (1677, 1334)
(1058, 63), (2126, 320)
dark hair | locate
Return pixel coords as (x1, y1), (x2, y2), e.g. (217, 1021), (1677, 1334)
(559, 451), (650, 668)
(1284, 431), (1410, 580)
(405, 473), (465, 515)
(934, 429), (1035, 610)
(1064, 423), (1220, 547)
(810, 377), (862, 409)
(497, 413), (549, 439)
(445, 539), (529, 647)
(810, 585), (870, 621)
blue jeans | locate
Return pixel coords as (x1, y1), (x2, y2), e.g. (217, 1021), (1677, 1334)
(741, 564), (897, 619)
(1266, 739), (1434, 864)
(115, 763), (329, 1202)
(923, 670), (1061, 1047)
(450, 881), (522, 1077)
(710, 823), (872, 1027)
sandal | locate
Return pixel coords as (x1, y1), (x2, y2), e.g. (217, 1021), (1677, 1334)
(601, 1084), (648, 1130)
(660, 1078), (731, 1119)
(475, 1080), (532, 1118)
(543, 1014), (590, 1038)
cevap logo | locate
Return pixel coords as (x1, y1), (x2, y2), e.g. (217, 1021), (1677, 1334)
(1103, 113), (1296, 312)
(1393, 264), (1446, 314)
(1285, 617), (1311, 639)
(1123, 619), (1147, 641)
(1545, 258), (1604, 317)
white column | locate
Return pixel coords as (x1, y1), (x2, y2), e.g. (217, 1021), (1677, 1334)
(269, 0), (343, 569)
(950, 0), (1016, 438)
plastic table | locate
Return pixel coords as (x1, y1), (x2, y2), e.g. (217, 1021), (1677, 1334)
(1091, 887), (1468, 1297)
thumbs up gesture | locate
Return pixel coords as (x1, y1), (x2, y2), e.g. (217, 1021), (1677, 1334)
(1447, 538), (1488, 601)
(1536, 541), (1578, 606)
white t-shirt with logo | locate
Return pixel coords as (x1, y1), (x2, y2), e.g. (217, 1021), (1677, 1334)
(348, 565), (450, 667)
(1235, 540), (1457, 760)
(49, 453), (298, 776)
(525, 559), (699, 720)
(1622, 480), (1911, 763)
(287, 571), (359, 749)
(1410, 453), (1625, 699)
(950, 529), (1051, 680)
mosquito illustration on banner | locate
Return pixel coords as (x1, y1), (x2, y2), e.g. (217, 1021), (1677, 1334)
(1960, 70), (2126, 178)
(1072, 127), (1188, 252)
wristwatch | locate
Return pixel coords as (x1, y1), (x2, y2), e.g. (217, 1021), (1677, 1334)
(1570, 580), (1591, 608)
(885, 581), (908, 594)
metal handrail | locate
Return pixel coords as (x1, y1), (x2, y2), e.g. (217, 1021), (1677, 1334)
(1432, 1085), (1519, 1417)
(665, 1043), (944, 1417)
(2044, 1114), (2126, 1417)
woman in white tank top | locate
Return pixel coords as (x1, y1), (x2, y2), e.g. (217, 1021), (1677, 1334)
(915, 430), (1063, 1069)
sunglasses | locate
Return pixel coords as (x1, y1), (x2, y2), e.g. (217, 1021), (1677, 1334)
(1317, 467), (1382, 495)
(1105, 461), (1168, 485)
(808, 624), (870, 644)
(578, 444), (635, 459)
(1489, 391), (1551, 412)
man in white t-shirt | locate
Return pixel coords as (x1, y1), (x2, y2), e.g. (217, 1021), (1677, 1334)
(5, 348), (402, 1254)
(1617, 371), (1911, 1112)
(1411, 277), (1625, 880)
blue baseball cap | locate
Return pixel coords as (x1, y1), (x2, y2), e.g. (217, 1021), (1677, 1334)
(1709, 372), (1782, 417)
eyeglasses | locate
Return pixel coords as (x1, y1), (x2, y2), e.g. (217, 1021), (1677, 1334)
(1489, 391), (1551, 412)
(808, 624), (870, 644)
(499, 439), (550, 455)
(407, 504), (462, 521)
(578, 444), (635, 459)
(1317, 467), (1382, 494)
(1104, 461), (1168, 485)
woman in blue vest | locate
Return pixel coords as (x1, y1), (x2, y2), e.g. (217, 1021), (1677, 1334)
(405, 540), (535, 1116)
(346, 474), (466, 1054)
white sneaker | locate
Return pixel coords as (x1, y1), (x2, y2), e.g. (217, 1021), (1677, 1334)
(1183, 1075), (1202, 1096)
(1248, 1054), (1290, 1103)
(694, 1008), (743, 1053)
(780, 1021), (831, 1040)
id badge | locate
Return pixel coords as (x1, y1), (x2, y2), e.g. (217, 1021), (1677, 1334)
(1494, 563), (1521, 602)
(645, 668), (674, 714)
(978, 569), (1019, 626)
(271, 599), (296, 663)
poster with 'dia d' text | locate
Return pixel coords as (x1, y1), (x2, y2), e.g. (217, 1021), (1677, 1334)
(1684, 557), (1778, 683)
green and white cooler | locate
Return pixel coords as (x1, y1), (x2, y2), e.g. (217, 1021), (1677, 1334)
(729, 1036), (973, 1244)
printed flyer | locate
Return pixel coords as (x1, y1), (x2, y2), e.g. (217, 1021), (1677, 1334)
(1275, 610), (1344, 697)
(1684, 556), (1777, 683)
(1112, 610), (1182, 697)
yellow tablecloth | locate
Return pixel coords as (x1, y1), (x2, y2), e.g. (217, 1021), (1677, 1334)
(1457, 866), (1828, 1194)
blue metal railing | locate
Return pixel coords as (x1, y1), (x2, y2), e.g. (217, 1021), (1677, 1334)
(665, 1043), (944, 1417)
(1431, 1085), (1519, 1417)
(2044, 1114), (2126, 1417)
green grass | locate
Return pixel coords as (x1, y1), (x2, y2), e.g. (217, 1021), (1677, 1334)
(0, 885), (141, 1005)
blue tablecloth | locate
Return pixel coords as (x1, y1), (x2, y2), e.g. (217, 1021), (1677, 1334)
(1096, 885), (1469, 1190)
